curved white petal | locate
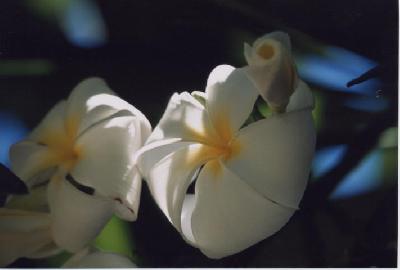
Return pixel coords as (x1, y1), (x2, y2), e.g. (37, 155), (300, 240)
(72, 116), (144, 219)
(205, 65), (258, 135)
(189, 162), (295, 259)
(0, 208), (55, 266)
(66, 78), (115, 135)
(286, 80), (315, 112)
(143, 143), (212, 234)
(62, 247), (136, 268)
(112, 166), (141, 221)
(66, 77), (151, 137)
(68, 78), (115, 105)
(47, 176), (114, 252)
(181, 194), (196, 244)
(243, 31), (297, 111)
(28, 101), (67, 143)
(0, 208), (51, 233)
(226, 109), (316, 209)
(146, 92), (217, 145)
(136, 138), (192, 179)
(9, 141), (57, 187)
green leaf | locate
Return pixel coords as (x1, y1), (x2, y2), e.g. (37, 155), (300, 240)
(94, 216), (136, 260)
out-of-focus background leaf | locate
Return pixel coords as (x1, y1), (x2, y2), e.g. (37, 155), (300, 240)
(0, 0), (397, 267)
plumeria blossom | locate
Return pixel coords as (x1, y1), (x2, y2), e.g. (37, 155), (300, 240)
(244, 31), (299, 112)
(62, 247), (136, 268)
(136, 33), (315, 259)
(0, 78), (151, 266)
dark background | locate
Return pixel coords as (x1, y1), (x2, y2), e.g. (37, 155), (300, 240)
(0, 0), (397, 267)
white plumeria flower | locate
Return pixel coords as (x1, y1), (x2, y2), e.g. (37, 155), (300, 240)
(0, 78), (151, 265)
(244, 31), (299, 112)
(136, 62), (315, 258)
(62, 247), (136, 268)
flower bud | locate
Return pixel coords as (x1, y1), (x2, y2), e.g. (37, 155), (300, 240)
(243, 31), (298, 113)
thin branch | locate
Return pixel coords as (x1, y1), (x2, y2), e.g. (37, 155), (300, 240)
(346, 66), (380, 87)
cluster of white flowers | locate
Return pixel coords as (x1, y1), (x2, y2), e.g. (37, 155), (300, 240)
(0, 31), (315, 266)
(0, 78), (150, 267)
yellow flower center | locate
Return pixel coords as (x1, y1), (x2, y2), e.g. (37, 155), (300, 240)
(186, 112), (241, 175)
(257, 42), (275, 60)
(38, 116), (82, 171)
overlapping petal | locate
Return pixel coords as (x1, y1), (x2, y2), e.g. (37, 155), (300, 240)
(9, 141), (57, 187)
(47, 176), (114, 252)
(10, 101), (68, 186)
(28, 101), (67, 143)
(135, 138), (192, 179)
(286, 80), (315, 112)
(65, 77), (151, 137)
(189, 162), (295, 258)
(146, 92), (217, 145)
(226, 109), (315, 209)
(139, 143), (214, 234)
(205, 65), (258, 136)
(0, 208), (58, 266)
(66, 78), (115, 135)
(112, 166), (142, 221)
(71, 116), (146, 220)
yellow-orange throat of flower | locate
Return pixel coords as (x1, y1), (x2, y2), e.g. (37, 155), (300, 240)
(186, 113), (241, 175)
(38, 116), (82, 171)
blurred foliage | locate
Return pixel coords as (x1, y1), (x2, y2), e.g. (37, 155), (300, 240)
(24, 0), (69, 21)
(0, 60), (54, 76)
(0, 0), (397, 267)
(312, 91), (325, 131)
(94, 216), (137, 262)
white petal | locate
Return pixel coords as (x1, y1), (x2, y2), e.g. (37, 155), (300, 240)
(286, 80), (315, 112)
(146, 92), (217, 145)
(9, 141), (57, 187)
(181, 194), (196, 244)
(66, 77), (151, 136)
(190, 162), (295, 259)
(112, 166), (141, 221)
(47, 176), (114, 252)
(0, 208), (50, 232)
(66, 77), (114, 134)
(226, 109), (316, 209)
(72, 116), (144, 219)
(28, 101), (67, 143)
(62, 247), (136, 268)
(205, 65), (258, 135)
(0, 208), (56, 266)
(143, 143), (211, 234)
(136, 138), (192, 179)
